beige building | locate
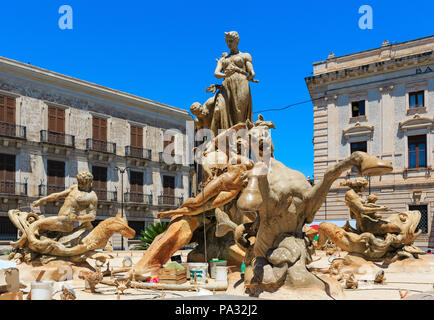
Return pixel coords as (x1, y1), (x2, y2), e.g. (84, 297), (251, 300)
(305, 35), (434, 248)
(0, 56), (195, 249)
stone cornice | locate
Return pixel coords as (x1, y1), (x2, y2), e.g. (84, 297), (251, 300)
(399, 114), (434, 132)
(342, 122), (374, 140)
(0, 56), (192, 121)
(305, 50), (434, 90)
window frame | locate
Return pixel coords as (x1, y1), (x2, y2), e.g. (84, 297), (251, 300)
(408, 135), (427, 169)
(351, 100), (366, 118)
(408, 90), (425, 109)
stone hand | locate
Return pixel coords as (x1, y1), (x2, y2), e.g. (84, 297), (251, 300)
(32, 200), (42, 207)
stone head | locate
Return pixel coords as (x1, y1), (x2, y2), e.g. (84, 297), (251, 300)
(77, 171), (93, 191)
(190, 102), (203, 116)
(225, 31), (239, 51)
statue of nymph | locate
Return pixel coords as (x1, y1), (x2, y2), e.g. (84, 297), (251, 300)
(208, 31), (255, 134)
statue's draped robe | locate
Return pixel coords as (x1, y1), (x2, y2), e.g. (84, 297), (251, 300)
(210, 53), (253, 134)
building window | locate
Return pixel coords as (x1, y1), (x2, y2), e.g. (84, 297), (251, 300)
(130, 125), (143, 148)
(129, 171), (144, 202)
(163, 134), (175, 156)
(409, 91), (424, 108)
(92, 166), (108, 200)
(0, 95), (16, 137)
(0, 153), (15, 194)
(47, 106), (66, 144)
(128, 221), (145, 239)
(350, 141), (367, 154)
(350, 141), (367, 173)
(162, 175), (175, 196)
(409, 205), (428, 234)
(408, 135), (426, 168)
(92, 117), (108, 152)
(47, 160), (65, 194)
(0, 216), (17, 240)
(351, 100), (365, 118)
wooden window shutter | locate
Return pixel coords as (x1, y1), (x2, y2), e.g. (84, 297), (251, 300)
(0, 95), (16, 123)
(130, 171), (143, 193)
(47, 160), (65, 193)
(164, 135), (175, 156)
(48, 107), (57, 132)
(48, 107), (64, 133)
(101, 118), (107, 141)
(57, 108), (65, 133)
(163, 175), (175, 196)
(130, 125), (143, 148)
(93, 117), (107, 142)
(6, 97), (15, 124)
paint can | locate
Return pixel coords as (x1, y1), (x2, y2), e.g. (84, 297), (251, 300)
(215, 266), (228, 282)
(31, 281), (54, 300)
(209, 259), (227, 279)
(188, 263), (208, 284)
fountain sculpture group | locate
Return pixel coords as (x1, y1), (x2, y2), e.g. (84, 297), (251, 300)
(6, 31), (425, 297)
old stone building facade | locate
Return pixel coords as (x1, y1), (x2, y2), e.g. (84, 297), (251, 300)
(306, 35), (434, 248)
(0, 56), (195, 248)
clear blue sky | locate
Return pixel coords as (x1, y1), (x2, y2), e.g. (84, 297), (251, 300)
(1, 1), (432, 177)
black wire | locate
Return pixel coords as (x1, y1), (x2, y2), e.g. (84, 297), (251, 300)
(253, 97), (324, 114)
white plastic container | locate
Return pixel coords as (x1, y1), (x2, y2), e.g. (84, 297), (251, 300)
(215, 266), (228, 282)
(209, 259), (227, 279)
(188, 263), (208, 284)
(31, 281), (54, 300)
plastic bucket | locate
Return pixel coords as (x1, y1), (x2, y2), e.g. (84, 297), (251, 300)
(31, 281), (54, 300)
(188, 263), (208, 284)
(215, 266), (228, 282)
(209, 259), (227, 279)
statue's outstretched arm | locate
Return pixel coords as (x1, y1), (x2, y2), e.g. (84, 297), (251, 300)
(32, 187), (72, 207)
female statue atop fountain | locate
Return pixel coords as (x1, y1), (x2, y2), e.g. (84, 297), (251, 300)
(208, 31), (255, 133)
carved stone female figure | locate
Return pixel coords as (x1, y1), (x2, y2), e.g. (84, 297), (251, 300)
(211, 31), (255, 133)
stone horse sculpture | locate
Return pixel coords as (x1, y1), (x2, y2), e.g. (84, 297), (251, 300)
(315, 178), (424, 261)
(8, 210), (135, 264)
(235, 145), (393, 294)
(8, 210), (135, 258)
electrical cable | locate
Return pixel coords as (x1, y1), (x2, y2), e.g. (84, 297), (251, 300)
(253, 97), (324, 114)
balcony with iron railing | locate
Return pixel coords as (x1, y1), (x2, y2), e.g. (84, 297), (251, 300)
(158, 195), (183, 207)
(40, 130), (75, 148)
(86, 138), (116, 154)
(38, 184), (66, 196)
(158, 152), (182, 165)
(124, 192), (153, 205)
(0, 181), (27, 196)
(94, 189), (118, 202)
(0, 122), (26, 140)
(125, 146), (152, 160)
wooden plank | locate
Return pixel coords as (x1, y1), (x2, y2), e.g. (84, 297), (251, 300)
(0, 291), (23, 300)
